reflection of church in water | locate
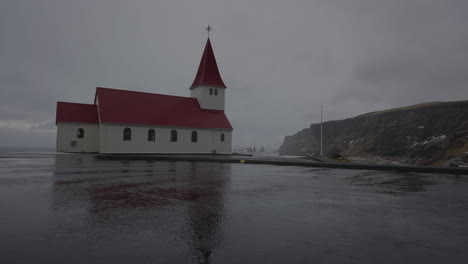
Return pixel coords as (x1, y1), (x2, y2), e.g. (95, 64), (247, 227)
(52, 155), (230, 263)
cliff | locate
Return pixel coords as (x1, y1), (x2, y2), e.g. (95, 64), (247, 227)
(277, 101), (468, 165)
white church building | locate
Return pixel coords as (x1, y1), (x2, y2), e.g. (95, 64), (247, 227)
(55, 37), (233, 154)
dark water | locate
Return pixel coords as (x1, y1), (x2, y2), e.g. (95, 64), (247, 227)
(1, 153), (467, 263)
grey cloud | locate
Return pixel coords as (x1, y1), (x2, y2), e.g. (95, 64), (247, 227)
(1, 0), (467, 149)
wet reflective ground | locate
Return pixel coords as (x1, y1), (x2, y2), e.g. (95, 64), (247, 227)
(1, 153), (468, 263)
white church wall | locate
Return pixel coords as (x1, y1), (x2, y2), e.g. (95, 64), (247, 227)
(191, 86), (225, 110)
(56, 123), (100, 153)
(99, 124), (232, 154)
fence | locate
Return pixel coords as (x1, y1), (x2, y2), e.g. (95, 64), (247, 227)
(232, 146), (253, 156)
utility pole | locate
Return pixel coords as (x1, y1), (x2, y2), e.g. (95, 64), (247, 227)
(320, 104), (323, 157)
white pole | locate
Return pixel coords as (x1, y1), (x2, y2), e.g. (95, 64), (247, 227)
(320, 104), (323, 157)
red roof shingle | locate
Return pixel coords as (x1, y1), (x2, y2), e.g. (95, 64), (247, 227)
(56, 102), (99, 124)
(95, 87), (233, 130)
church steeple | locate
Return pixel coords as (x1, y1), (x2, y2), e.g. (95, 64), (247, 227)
(190, 37), (226, 89)
(190, 27), (227, 111)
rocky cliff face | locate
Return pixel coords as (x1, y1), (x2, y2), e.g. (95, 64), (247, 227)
(278, 101), (468, 165)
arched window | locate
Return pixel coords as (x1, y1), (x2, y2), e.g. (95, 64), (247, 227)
(209, 88), (213, 95)
(191, 131), (198, 142)
(123, 127), (131, 141)
(220, 133), (225, 142)
(214, 89), (218, 96)
(148, 129), (155, 142)
(77, 128), (84, 138)
(170, 130), (178, 142)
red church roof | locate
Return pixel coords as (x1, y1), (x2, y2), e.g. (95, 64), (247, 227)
(190, 38), (227, 89)
(95, 87), (233, 130)
(56, 102), (99, 124)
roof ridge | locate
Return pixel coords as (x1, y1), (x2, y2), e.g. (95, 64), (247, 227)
(199, 38), (208, 85)
(57, 101), (96, 106)
(96, 87), (196, 100)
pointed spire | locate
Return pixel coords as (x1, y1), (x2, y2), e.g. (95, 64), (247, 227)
(190, 38), (227, 89)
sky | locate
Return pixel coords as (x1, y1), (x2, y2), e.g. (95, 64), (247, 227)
(1, 0), (467, 150)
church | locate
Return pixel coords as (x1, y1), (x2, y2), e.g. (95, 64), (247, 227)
(55, 35), (233, 154)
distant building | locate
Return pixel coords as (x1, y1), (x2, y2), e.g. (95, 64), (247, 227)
(55, 37), (232, 154)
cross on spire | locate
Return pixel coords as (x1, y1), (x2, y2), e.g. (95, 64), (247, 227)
(205, 25), (212, 37)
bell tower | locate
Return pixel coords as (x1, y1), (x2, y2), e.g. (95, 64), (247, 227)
(190, 27), (227, 111)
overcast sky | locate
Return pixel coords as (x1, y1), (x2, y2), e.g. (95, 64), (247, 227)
(1, 0), (467, 149)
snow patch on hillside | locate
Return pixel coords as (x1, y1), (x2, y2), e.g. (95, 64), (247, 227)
(349, 139), (362, 145)
(411, 135), (447, 149)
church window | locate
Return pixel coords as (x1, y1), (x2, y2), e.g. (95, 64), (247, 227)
(220, 133), (225, 142)
(77, 128), (84, 138)
(191, 131), (198, 142)
(170, 130), (178, 142)
(214, 89), (218, 96)
(148, 129), (155, 142)
(209, 88), (213, 95)
(123, 127), (131, 141)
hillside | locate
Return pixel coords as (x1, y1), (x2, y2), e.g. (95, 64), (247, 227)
(277, 100), (468, 165)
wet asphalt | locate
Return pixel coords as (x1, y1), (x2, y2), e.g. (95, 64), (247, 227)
(1, 153), (468, 263)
